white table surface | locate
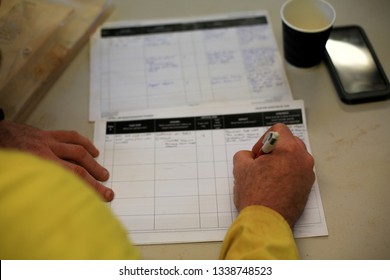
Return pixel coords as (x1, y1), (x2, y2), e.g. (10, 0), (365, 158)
(24, 0), (390, 259)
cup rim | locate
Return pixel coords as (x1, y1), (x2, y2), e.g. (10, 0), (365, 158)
(281, 0), (336, 33)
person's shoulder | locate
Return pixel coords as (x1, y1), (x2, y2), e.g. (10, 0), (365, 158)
(0, 149), (140, 259)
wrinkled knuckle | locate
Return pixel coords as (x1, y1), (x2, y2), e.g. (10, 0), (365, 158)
(72, 165), (88, 178)
(73, 145), (89, 159)
(272, 123), (286, 130)
(308, 153), (315, 167)
(304, 151), (315, 168)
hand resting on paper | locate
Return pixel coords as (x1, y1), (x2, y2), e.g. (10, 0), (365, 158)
(233, 123), (315, 228)
(0, 120), (113, 202)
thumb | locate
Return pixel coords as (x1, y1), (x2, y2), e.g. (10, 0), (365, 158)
(233, 150), (255, 165)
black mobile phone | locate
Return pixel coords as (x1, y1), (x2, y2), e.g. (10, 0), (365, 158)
(324, 25), (390, 104)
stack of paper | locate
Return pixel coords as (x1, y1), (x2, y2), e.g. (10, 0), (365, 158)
(90, 11), (328, 244)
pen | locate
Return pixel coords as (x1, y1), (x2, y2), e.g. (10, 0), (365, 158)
(256, 131), (279, 157)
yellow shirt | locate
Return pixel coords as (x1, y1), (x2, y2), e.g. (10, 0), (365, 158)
(0, 150), (298, 259)
(0, 149), (139, 259)
(220, 205), (299, 259)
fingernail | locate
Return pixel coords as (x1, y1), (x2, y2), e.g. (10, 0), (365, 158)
(103, 168), (110, 179)
(105, 189), (114, 201)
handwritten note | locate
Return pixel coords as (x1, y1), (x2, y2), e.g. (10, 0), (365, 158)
(90, 11), (292, 120)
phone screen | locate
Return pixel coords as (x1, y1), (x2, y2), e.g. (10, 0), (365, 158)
(325, 27), (388, 94)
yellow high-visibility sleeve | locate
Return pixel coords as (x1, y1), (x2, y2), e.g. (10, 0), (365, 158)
(220, 205), (299, 260)
(0, 150), (140, 259)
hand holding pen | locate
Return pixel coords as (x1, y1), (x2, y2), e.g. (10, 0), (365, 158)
(232, 123), (315, 228)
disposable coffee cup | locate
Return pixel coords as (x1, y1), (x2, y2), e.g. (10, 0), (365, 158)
(281, 0), (336, 68)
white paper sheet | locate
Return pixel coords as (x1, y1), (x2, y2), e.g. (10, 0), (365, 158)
(94, 100), (328, 244)
(89, 11), (292, 120)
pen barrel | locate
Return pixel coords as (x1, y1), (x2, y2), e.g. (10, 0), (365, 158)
(261, 143), (274, 154)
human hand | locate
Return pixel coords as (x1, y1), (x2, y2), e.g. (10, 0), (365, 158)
(0, 120), (113, 201)
(233, 123), (315, 228)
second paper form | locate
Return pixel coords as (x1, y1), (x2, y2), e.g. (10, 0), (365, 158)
(90, 11), (292, 120)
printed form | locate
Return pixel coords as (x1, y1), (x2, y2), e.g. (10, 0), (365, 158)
(91, 11), (328, 244)
(90, 11), (293, 120)
(94, 100), (328, 244)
